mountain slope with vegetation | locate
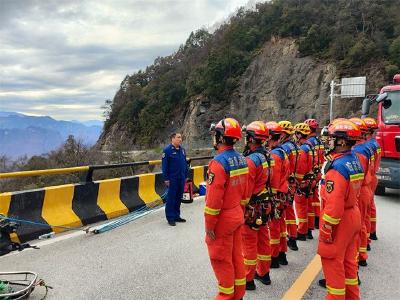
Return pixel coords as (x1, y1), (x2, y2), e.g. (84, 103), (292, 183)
(99, 0), (400, 150)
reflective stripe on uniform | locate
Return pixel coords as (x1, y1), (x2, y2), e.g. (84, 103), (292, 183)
(359, 247), (367, 253)
(308, 213), (315, 217)
(350, 173), (364, 181)
(345, 278), (359, 286)
(312, 202), (320, 206)
(271, 188), (278, 194)
(286, 219), (297, 225)
(257, 254), (271, 261)
(230, 167), (249, 177)
(235, 278), (246, 286)
(298, 218), (307, 223)
(218, 285), (234, 295)
(204, 206), (221, 215)
(323, 213), (340, 225)
(280, 232), (287, 238)
(262, 161), (269, 169)
(241, 198), (250, 206)
(370, 217), (377, 222)
(244, 258), (257, 265)
(327, 285), (346, 296)
(296, 173), (304, 179)
(270, 239), (280, 245)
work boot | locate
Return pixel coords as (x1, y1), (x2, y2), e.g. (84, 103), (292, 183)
(287, 237), (299, 251)
(367, 244), (371, 251)
(246, 280), (256, 290)
(168, 221), (176, 226)
(254, 272), (271, 285)
(278, 251), (288, 265)
(307, 229), (314, 239)
(318, 279), (326, 288)
(270, 256), (280, 268)
(297, 233), (307, 241)
(370, 232), (378, 240)
(175, 217), (186, 223)
(358, 260), (368, 267)
(314, 216), (320, 229)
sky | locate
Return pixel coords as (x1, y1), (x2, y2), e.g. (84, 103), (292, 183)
(0, 0), (260, 121)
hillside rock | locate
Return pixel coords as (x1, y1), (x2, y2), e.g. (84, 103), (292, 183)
(100, 37), (383, 150)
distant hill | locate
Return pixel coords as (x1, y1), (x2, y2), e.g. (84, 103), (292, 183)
(0, 112), (103, 159)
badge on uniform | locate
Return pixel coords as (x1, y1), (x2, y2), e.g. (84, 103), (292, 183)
(208, 172), (215, 185)
(162, 153), (166, 158)
(326, 180), (334, 193)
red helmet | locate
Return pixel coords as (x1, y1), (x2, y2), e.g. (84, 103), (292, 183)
(265, 121), (284, 135)
(363, 117), (378, 130)
(349, 117), (368, 132)
(328, 119), (361, 141)
(304, 119), (319, 130)
(212, 117), (242, 140)
(394, 74), (400, 84)
(245, 121), (269, 141)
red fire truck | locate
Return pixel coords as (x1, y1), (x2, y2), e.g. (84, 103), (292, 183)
(362, 74), (400, 195)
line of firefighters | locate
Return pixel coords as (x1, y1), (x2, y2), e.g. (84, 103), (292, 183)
(203, 116), (380, 300)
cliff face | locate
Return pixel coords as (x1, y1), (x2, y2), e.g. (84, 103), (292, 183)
(99, 37), (383, 150)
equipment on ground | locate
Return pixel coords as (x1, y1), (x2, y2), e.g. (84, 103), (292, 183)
(0, 271), (52, 299)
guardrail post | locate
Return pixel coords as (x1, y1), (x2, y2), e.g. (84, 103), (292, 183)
(85, 167), (94, 182)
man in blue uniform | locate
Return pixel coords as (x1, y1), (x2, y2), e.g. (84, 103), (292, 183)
(162, 132), (189, 226)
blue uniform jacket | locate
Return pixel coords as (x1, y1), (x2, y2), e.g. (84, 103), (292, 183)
(162, 144), (188, 181)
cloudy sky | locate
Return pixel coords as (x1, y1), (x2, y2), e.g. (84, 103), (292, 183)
(0, 0), (258, 121)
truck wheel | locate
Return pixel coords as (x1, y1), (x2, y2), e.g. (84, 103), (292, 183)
(375, 185), (385, 196)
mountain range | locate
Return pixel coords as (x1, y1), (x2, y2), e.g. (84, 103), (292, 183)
(0, 111), (102, 159)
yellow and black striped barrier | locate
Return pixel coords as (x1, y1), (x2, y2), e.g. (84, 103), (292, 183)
(0, 166), (208, 243)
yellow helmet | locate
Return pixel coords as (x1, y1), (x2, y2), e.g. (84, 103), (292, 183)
(278, 120), (294, 135)
(294, 123), (311, 135)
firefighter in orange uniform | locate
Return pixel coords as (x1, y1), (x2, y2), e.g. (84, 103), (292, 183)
(304, 118), (325, 229)
(265, 121), (290, 268)
(363, 117), (381, 242)
(205, 117), (248, 300)
(241, 121), (272, 290)
(293, 123), (314, 240)
(278, 120), (300, 251)
(318, 119), (363, 300)
(349, 118), (374, 267)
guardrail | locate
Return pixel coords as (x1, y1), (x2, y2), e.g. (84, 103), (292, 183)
(0, 156), (213, 182)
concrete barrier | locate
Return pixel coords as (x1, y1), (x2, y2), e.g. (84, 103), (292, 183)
(0, 166), (208, 243)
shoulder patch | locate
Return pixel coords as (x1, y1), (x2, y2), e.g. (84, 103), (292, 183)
(162, 153), (166, 158)
(208, 172), (215, 185)
(326, 180), (334, 193)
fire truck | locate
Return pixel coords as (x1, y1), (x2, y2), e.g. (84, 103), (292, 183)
(362, 74), (400, 195)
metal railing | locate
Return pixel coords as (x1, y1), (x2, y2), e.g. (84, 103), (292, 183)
(0, 156), (213, 182)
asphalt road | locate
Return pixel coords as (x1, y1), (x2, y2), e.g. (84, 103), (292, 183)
(1, 190), (399, 299)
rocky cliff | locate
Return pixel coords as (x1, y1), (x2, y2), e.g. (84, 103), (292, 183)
(98, 0), (400, 151)
(175, 38), (383, 149)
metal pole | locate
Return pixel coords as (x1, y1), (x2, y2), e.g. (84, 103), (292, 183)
(329, 80), (335, 122)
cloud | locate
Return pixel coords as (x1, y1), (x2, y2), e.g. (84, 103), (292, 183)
(0, 0), (256, 121)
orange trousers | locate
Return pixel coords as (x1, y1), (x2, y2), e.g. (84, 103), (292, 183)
(370, 198), (377, 234)
(242, 225), (271, 281)
(269, 215), (287, 257)
(285, 203), (297, 238)
(307, 194), (316, 230)
(358, 186), (371, 261)
(294, 193), (308, 234)
(318, 207), (361, 300)
(206, 225), (246, 300)
(312, 188), (321, 217)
